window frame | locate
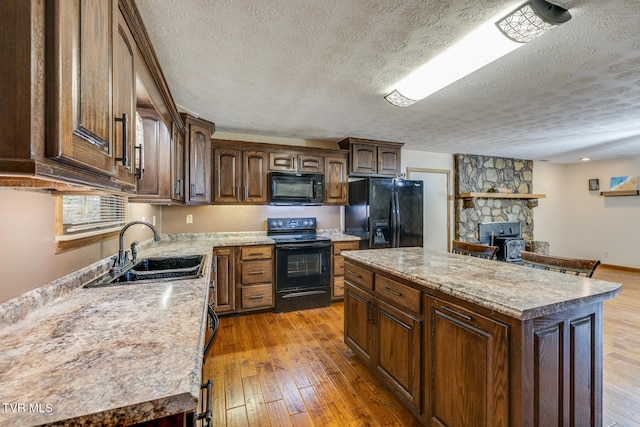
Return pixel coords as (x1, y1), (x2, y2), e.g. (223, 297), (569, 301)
(54, 192), (127, 253)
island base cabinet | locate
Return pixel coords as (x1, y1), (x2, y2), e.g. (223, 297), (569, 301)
(376, 299), (422, 413)
(344, 283), (374, 367)
(344, 282), (422, 414)
(424, 295), (509, 427)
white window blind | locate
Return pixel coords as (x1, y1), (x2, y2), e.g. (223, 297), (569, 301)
(57, 194), (127, 241)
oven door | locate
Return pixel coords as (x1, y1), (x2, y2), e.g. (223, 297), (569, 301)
(275, 242), (331, 290)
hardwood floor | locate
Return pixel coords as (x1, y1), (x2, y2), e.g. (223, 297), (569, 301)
(596, 266), (640, 427)
(204, 266), (640, 426)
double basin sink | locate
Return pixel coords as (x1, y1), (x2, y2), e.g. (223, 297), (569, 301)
(86, 255), (207, 288)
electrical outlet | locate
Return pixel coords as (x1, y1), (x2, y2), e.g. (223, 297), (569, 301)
(603, 251), (609, 259)
(186, 214), (193, 224)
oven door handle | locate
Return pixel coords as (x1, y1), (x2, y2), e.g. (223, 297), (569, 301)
(277, 242), (331, 250)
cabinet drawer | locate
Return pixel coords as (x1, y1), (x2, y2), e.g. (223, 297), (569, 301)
(333, 277), (345, 298)
(241, 284), (273, 309)
(333, 241), (359, 255)
(241, 245), (272, 260)
(241, 259), (272, 284)
(375, 275), (421, 313)
(344, 261), (373, 290)
(334, 255), (345, 275)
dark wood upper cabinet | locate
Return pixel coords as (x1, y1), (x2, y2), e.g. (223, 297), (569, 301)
(170, 122), (186, 203)
(213, 147), (267, 204)
(338, 138), (403, 177)
(130, 107), (171, 203)
(44, 0), (136, 191)
(1, 0), (183, 194)
(213, 148), (241, 203)
(183, 114), (214, 205)
(268, 152), (324, 173)
(324, 155), (348, 205)
(243, 151), (268, 203)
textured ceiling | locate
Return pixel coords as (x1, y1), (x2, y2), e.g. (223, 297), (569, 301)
(135, 0), (640, 163)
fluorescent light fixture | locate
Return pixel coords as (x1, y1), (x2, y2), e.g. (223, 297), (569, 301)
(385, 0), (571, 107)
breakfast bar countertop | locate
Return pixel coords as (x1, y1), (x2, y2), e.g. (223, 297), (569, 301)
(342, 247), (622, 320)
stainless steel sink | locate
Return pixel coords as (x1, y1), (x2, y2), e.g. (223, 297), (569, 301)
(86, 255), (207, 288)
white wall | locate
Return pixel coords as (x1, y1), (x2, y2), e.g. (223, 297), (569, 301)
(0, 189), (162, 303)
(534, 157), (640, 268)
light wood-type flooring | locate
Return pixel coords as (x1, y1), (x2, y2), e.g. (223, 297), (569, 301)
(203, 265), (640, 426)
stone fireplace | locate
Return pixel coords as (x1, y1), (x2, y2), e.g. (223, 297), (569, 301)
(455, 154), (536, 243)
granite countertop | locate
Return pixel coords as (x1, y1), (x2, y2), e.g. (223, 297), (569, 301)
(0, 231), (361, 426)
(342, 247), (622, 320)
(0, 241), (214, 427)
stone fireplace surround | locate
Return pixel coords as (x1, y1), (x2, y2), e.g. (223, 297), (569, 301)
(455, 153), (537, 244)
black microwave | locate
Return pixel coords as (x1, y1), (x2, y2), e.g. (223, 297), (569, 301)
(268, 172), (324, 205)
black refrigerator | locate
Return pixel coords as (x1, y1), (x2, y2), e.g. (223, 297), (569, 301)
(345, 178), (423, 250)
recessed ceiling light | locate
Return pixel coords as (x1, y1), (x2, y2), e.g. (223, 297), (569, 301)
(580, 157), (591, 161)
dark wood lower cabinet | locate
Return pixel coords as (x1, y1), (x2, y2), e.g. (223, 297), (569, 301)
(424, 295), (509, 427)
(376, 299), (421, 413)
(344, 282), (422, 414)
(212, 247), (235, 314)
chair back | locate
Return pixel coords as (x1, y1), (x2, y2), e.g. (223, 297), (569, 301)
(451, 240), (499, 260)
(520, 251), (600, 278)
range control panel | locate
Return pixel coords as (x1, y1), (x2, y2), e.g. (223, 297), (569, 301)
(267, 217), (317, 232)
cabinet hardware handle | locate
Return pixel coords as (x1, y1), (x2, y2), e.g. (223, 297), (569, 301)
(371, 160), (376, 171)
(383, 287), (402, 297)
(378, 160), (382, 171)
(245, 186), (248, 200)
(249, 294), (265, 299)
(134, 144), (143, 179)
(441, 305), (472, 321)
(348, 271), (362, 279)
(195, 379), (212, 427)
(247, 252), (263, 257)
(247, 271), (266, 275)
(114, 113), (129, 166)
(236, 186), (240, 198)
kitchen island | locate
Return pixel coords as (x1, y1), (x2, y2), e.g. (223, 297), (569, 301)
(342, 247), (621, 427)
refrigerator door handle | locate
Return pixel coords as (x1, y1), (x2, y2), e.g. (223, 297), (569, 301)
(393, 190), (401, 247)
(390, 190), (397, 247)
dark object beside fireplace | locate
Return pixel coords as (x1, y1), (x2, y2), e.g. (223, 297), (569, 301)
(478, 221), (525, 263)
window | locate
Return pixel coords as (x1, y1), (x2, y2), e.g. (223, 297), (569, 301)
(55, 194), (127, 252)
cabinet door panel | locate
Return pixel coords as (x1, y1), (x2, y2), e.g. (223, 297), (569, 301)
(351, 144), (377, 175)
(213, 248), (235, 313)
(376, 299), (421, 411)
(170, 122), (185, 202)
(425, 296), (509, 427)
(46, 0), (116, 175)
(325, 156), (348, 204)
(268, 152), (296, 171)
(298, 154), (324, 173)
(188, 123), (212, 203)
(344, 283), (374, 367)
(112, 10), (136, 184)
(243, 150), (267, 203)
(377, 146), (400, 176)
(213, 148), (241, 203)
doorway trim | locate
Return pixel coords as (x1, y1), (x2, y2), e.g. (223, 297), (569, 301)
(406, 167), (452, 252)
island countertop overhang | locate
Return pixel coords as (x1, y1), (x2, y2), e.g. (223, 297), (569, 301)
(342, 247), (622, 320)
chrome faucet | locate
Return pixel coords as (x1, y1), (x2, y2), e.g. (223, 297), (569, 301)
(112, 221), (161, 274)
